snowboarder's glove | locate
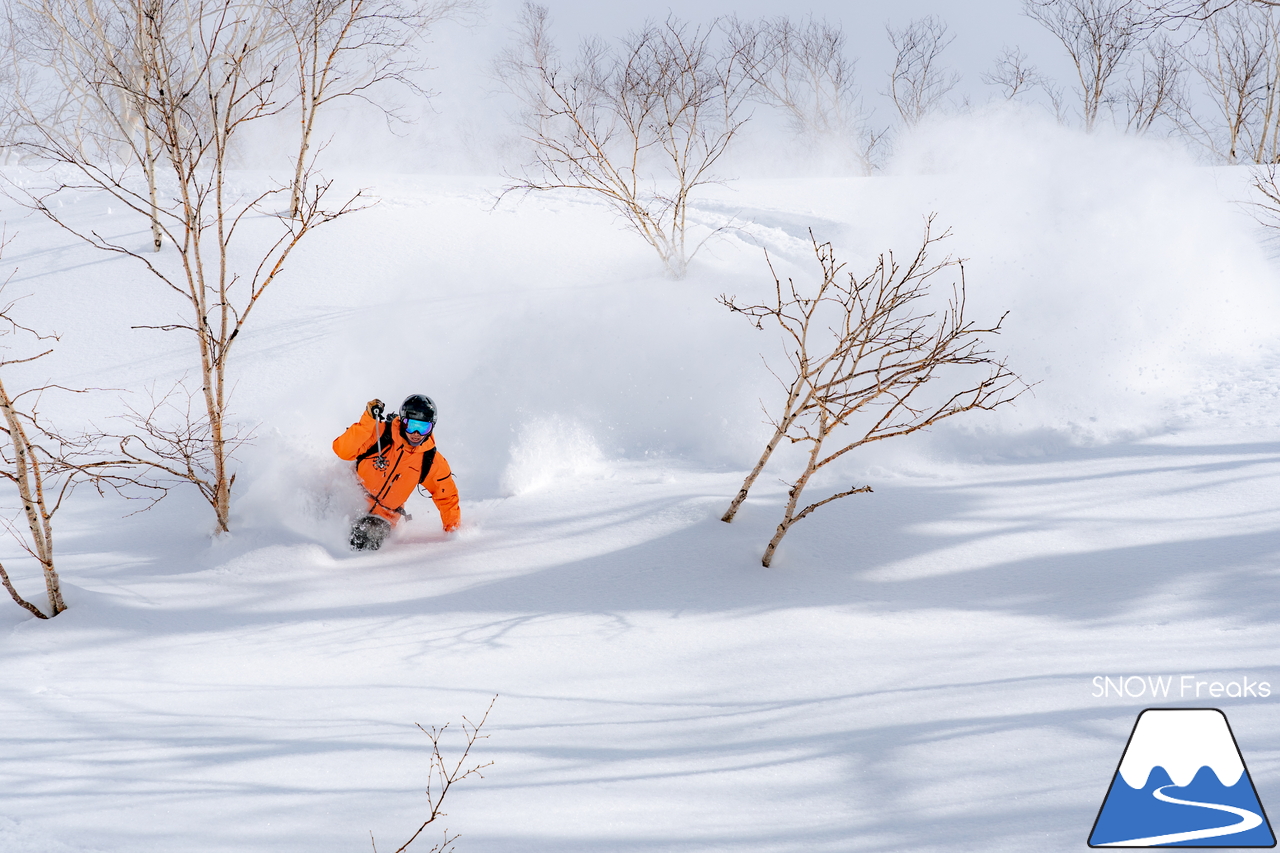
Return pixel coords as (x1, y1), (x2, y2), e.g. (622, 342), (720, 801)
(366, 399), (385, 421)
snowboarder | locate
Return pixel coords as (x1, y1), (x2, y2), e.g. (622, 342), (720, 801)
(333, 394), (461, 551)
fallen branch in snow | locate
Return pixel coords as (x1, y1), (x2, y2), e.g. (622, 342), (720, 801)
(720, 218), (1026, 567)
(372, 695), (497, 853)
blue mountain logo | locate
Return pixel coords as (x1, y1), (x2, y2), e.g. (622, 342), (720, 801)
(1089, 708), (1276, 847)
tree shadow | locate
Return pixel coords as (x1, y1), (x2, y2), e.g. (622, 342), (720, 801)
(19, 436), (1280, 637)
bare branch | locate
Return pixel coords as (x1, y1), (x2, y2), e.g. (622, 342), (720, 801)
(267, 0), (477, 217)
(0, 560), (49, 618)
(3, 0), (370, 532)
(497, 4), (753, 278)
(1120, 33), (1186, 133)
(1025, 0), (1153, 130)
(371, 695), (497, 853)
(721, 220), (1027, 566)
(726, 15), (881, 172)
(886, 15), (960, 127)
(982, 45), (1069, 120)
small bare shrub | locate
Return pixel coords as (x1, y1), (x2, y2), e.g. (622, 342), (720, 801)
(498, 3), (753, 278)
(720, 219), (1025, 567)
(373, 696), (496, 853)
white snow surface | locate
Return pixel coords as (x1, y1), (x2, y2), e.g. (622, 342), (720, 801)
(1118, 709), (1246, 789)
(3, 116), (1280, 852)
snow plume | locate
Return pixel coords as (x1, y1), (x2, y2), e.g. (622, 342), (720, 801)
(500, 416), (608, 496)
(218, 105), (1280, 493)
(230, 430), (368, 544)
(875, 107), (1280, 442)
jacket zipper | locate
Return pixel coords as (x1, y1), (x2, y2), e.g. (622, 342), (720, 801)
(373, 448), (406, 505)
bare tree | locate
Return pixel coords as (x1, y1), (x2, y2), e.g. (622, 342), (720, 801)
(1248, 159), (1280, 230)
(982, 45), (1069, 119)
(270, 0), (473, 218)
(498, 3), (754, 279)
(983, 46), (1040, 99)
(372, 696), (496, 853)
(1121, 34), (1186, 133)
(1140, 0), (1267, 19)
(8, 0), (170, 250)
(7, 0), (367, 533)
(0, 299), (161, 619)
(1025, 0), (1152, 130)
(0, 327), (68, 619)
(720, 220), (1024, 568)
(1176, 3), (1280, 161)
(886, 16), (960, 127)
(8, 0), (466, 239)
(1251, 16), (1280, 162)
(726, 15), (882, 172)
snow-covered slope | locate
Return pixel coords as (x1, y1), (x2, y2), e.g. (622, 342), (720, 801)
(2, 114), (1280, 853)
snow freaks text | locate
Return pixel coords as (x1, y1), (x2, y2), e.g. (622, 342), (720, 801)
(1092, 676), (1272, 700)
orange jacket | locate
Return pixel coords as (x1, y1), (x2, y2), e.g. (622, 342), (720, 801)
(333, 411), (461, 531)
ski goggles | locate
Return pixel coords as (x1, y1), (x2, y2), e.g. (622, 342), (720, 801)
(404, 418), (434, 436)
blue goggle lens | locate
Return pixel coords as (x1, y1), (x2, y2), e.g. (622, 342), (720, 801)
(405, 418), (433, 435)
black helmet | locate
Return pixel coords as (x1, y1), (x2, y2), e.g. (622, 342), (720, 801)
(400, 394), (437, 423)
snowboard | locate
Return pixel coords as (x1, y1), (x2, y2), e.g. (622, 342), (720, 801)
(349, 515), (391, 551)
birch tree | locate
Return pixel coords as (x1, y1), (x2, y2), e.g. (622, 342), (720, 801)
(498, 2), (754, 278)
(8, 0), (365, 533)
(720, 220), (1024, 567)
(0, 336), (68, 620)
(886, 16), (960, 127)
(726, 15), (882, 172)
(0, 300), (158, 619)
(1025, 0), (1151, 130)
(270, 0), (473, 218)
(1179, 3), (1280, 161)
(9, 0), (168, 249)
